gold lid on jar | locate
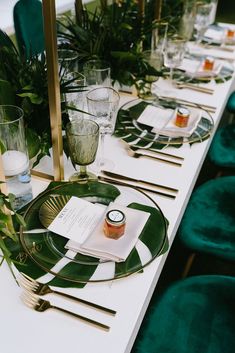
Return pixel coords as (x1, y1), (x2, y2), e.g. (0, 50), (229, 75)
(177, 107), (190, 117)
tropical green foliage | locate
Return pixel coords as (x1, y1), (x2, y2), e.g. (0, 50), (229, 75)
(57, 0), (185, 86)
(0, 184), (25, 273)
(0, 30), (82, 165)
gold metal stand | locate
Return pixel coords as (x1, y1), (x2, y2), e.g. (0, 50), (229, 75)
(42, 0), (64, 181)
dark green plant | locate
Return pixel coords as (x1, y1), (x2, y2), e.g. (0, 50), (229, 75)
(0, 30), (83, 165)
(57, 0), (184, 86)
(0, 183), (26, 275)
(57, 0), (163, 86)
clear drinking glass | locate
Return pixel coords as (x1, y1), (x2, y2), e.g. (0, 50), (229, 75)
(86, 87), (120, 170)
(0, 105), (32, 210)
(137, 50), (163, 101)
(164, 36), (186, 81)
(58, 49), (79, 77)
(63, 71), (86, 120)
(83, 60), (111, 88)
(194, 3), (213, 44)
(66, 119), (99, 181)
(151, 21), (168, 52)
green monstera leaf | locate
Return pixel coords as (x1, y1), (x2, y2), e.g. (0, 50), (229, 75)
(114, 99), (213, 148)
(9, 181), (168, 288)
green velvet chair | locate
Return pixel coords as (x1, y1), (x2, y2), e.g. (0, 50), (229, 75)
(132, 275), (235, 353)
(177, 176), (235, 276)
(208, 124), (235, 169)
(226, 91), (235, 114)
(207, 90), (235, 172)
(13, 0), (45, 58)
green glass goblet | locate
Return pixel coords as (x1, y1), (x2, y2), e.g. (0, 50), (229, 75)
(66, 119), (99, 182)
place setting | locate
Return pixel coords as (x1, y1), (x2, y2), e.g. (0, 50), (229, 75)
(17, 179), (169, 284)
(114, 98), (214, 148)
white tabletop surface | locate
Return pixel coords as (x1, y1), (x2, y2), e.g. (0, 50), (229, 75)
(1, 43), (235, 353)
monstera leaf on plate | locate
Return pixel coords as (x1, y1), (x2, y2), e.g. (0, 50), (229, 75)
(9, 181), (168, 288)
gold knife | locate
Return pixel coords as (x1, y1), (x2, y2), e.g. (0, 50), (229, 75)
(159, 95), (217, 113)
(98, 175), (176, 199)
(101, 170), (178, 193)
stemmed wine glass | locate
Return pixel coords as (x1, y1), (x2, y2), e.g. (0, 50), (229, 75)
(163, 35), (186, 81)
(86, 87), (120, 171)
(194, 3), (213, 44)
(66, 119), (99, 181)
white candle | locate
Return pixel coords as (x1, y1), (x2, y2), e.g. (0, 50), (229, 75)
(2, 150), (29, 176)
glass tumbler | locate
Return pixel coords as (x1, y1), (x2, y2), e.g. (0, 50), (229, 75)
(83, 60), (111, 88)
(0, 105), (32, 210)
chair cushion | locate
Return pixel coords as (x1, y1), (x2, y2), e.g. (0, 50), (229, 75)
(178, 176), (235, 261)
(13, 0), (45, 58)
(209, 124), (235, 168)
(226, 91), (235, 113)
(133, 275), (235, 353)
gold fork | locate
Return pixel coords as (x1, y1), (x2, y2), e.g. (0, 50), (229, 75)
(127, 148), (182, 167)
(19, 273), (116, 316)
(175, 82), (214, 94)
(21, 290), (110, 331)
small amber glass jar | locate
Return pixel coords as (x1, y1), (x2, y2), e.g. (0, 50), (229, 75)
(203, 56), (215, 71)
(175, 107), (190, 128)
(227, 28), (235, 38)
(103, 209), (126, 239)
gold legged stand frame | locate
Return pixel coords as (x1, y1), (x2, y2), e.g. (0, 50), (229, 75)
(42, 0), (64, 181)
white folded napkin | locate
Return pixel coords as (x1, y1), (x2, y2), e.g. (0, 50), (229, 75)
(66, 202), (150, 262)
(137, 104), (201, 138)
(152, 107), (201, 138)
(204, 28), (225, 42)
(178, 58), (222, 77)
(204, 27), (235, 44)
(47, 196), (150, 262)
(187, 43), (235, 61)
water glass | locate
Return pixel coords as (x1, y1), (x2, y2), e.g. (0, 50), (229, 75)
(63, 71), (86, 120)
(151, 21), (168, 52)
(66, 119), (99, 181)
(194, 3), (213, 43)
(164, 36), (186, 80)
(137, 50), (163, 101)
(86, 87), (120, 170)
(58, 49), (79, 77)
(0, 105), (32, 210)
(83, 60), (111, 88)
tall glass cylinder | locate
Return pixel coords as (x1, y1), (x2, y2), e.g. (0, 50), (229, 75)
(178, 0), (196, 41)
(0, 105), (32, 210)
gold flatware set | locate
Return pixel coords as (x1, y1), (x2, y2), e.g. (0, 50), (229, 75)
(98, 170), (178, 200)
(175, 82), (214, 94)
(19, 273), (115, 331)
(21, 290), (110, 331)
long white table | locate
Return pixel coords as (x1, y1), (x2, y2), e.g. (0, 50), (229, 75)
(1, 46), (235, 353)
